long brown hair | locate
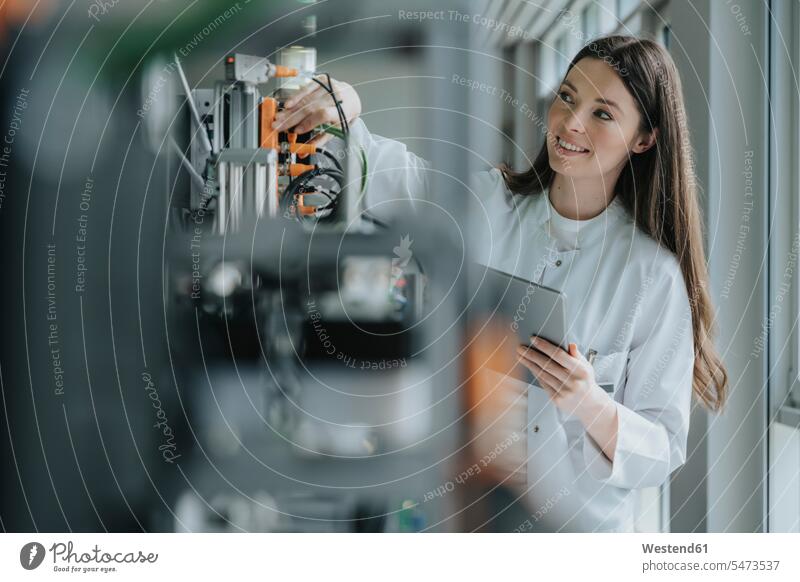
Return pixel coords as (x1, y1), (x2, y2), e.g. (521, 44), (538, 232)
(500, 35), (727, 410)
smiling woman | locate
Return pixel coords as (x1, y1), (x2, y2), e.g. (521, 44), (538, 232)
(500, 36), (727, 412)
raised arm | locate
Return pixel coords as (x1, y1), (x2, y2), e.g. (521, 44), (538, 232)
(272, 77), (431, 219)
(272, 76), (517, 230)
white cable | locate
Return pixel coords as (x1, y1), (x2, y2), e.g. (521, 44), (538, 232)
(174, 53), (212, 153)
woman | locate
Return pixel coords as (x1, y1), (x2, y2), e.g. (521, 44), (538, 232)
(273, 35), (728, 531)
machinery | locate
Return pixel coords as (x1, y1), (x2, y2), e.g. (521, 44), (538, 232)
(151, 42), (472, 532)
(164, 47), (365, 234)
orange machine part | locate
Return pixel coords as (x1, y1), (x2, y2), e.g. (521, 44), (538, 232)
(296, 195), (316, 216)
(259, 97), (278, 151)
(290, 143), (317, 157)
(285, 132), (316, 158)
(288, 163), (315, 177)
(273, 65), (298, 78)
(259, 97), (279, 210)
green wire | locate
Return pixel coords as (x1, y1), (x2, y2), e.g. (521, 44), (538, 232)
(360, 148), (368, 193)
(321, 124), (345, 140)
(320, 124), (367, 193)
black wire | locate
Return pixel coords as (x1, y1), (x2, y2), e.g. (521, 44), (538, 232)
(302, 187), (336, 209)
(361, 212), (389, 229)
(282, 167), (344, 219)
(327, 72), (350, 134)
(311, 77), (345, 132)
(327, 73), (350, 134)
(316, 148), (343, 173)
(316, 188), (336, 205)
(321, 74), (347, 134)
(297, 184), (339, 224)
(313, 74), (349, 135)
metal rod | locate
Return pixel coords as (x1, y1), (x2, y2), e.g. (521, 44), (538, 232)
(217, 162), (227, 234)
(169, 137), (206, 191)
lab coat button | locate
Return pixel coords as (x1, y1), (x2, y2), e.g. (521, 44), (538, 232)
(555, 260), (562, 267)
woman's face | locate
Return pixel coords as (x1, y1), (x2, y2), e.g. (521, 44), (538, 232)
(546, 57), (655, 183)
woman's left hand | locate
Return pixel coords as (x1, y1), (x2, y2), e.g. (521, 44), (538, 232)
(515, 337), (606, 418)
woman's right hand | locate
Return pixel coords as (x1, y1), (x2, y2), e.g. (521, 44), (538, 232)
(272, 76), (362, 150)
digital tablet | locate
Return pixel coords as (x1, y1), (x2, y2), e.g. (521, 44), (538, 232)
(477, 265), (570, 351)
(468, 264), (571, 384)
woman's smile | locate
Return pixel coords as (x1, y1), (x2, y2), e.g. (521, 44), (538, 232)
(555, 134), (592, 157)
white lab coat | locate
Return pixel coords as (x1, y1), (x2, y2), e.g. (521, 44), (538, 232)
(349, 119), (694, 532)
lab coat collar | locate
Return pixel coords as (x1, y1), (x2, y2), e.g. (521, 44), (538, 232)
(533, 188), (630, 248)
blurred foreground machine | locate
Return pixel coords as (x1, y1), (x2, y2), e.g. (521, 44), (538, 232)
(156, 47), (472, 532)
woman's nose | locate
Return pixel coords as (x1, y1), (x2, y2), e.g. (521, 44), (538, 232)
(563, 110), (586, 133)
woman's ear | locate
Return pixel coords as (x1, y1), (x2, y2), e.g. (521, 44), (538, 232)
(632, 127), (658, 154)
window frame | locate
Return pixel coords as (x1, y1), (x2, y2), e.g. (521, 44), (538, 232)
(768, 0), (800, 533)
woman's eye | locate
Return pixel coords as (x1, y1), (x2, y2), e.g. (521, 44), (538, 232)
(595, 110), (613, 121)
(558, 91), (574, 104)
